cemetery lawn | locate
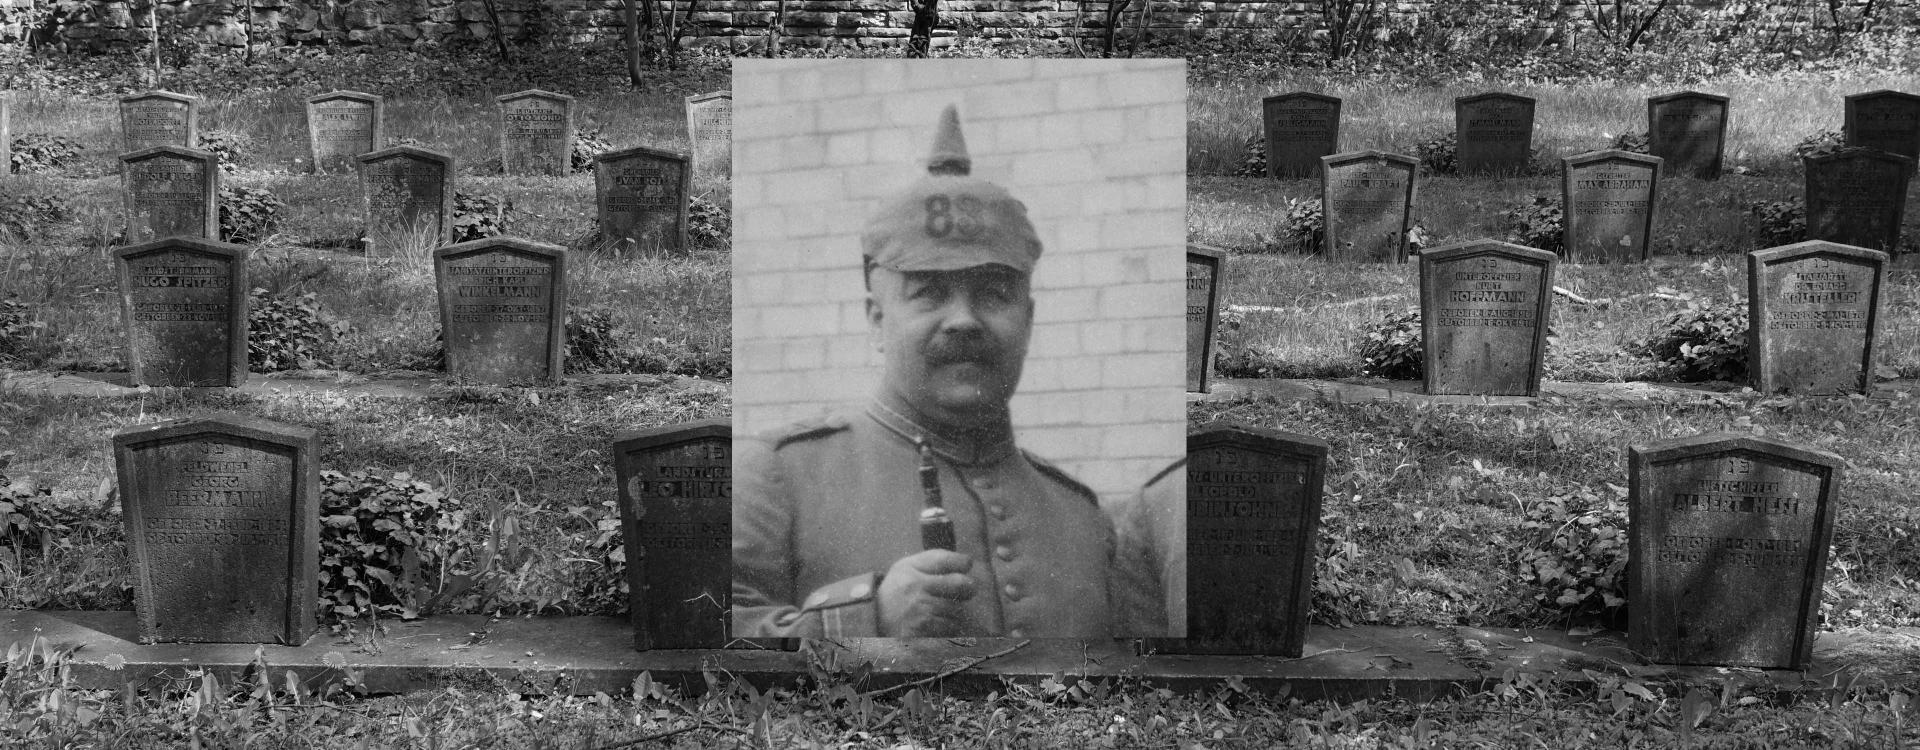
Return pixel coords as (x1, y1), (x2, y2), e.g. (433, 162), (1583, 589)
(1, 70), (731, 378)
(0, 382), (727, 614)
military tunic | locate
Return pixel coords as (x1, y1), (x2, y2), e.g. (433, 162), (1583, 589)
(732, 396), (1116, 638)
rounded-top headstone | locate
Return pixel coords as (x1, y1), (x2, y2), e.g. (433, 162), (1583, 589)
(358, 145), (456, 251)
(306, 90), (385, 175)
(613, 418), (732, 650)
(593, 145), (691, 254)
(433, 237), (567, 385)
(120, 145), (220, 243)
(1844, 89), (1920, 161)
(113, 413), (320, 645)
(496, 89), (576, 177)
(114, 236), (249, 387)
(1186, 244), (1226, 393)
(119, 90), (199, 153)
(1562, 149), (1663, 264)
(1628, 431), (1842, 670)
(1803, 147), (1915, 254)
(1747, 240), (1888, 395)
(1261, 91), (1342, 179)
(1646, 91), (1730, 180)
(1320, 149), (1419, 263)
(1454, 93), (1536, 175)
(1419, 239), (1557, 396)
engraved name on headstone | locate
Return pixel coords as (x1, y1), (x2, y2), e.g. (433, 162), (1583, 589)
(114, 414), (319, 645)
(1455, 93), (1536, 175)
(1262, 92), (1341, 179)
(497, 89), (575, 177)
(1629, 432), (1841, 669)
(686, 91), (732, 174)
(615, 419), (732, 650)
(1563, 150), (1662, 264)
(1146, 423), (1325, 657)
(1844, 90), (1920, 161)
(434, 238), (566, 384)
(119, 91), (198, 153)
(1647, 91), (1729, 179)
(306, 91), (384, 175)
(1420, 240), (1556, 396)
(594, 145), (691, 254)
(1186, 245), (1225, 393)
(121, 146), (219, 243)
(1804, 148), (1915, 254)
(114, 237), (248, 388)
(1321, 150), (1418, 263)
(358, 145), (454, 252)
(1748, 241), (1887, 395)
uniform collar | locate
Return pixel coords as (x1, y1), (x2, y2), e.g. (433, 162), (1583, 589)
(865, 390), (1015, 467)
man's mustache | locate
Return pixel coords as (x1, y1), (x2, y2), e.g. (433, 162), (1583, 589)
(924, 335), (1003, 367)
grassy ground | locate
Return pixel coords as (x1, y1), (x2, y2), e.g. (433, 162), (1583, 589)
(5, 636), (1920, 748)
(1, 79), (732, 377)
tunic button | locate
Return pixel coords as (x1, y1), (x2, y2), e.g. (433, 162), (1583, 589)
(989, 504), (1008, 519)
(1003, 583), (1023, 601)
(994, 545), (1015, 562)
(973, 476), (996, 490)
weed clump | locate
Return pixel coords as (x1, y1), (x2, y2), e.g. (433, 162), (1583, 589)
(571, 128), (613, 173)
(248, 289), (344, 372)
(452, 191), (508, 242)
(197, 129), (254, 174)
(1268, 197), (1324, 255)
(0, 192), (72, 242)
(1504, 196), (1565, 255)
(7, 133), (81, 174)
(1355, 306), (1423, 380)
(1410, 132), (1458, 175)
(688, 194), (730, 248)
(1516, 485), (1629, 628)
(1629, 297), (1748, 382)
(1793, 129), (1846, 160)
(1748, 199), (1806, 247)
(319, 470), (466, 622)
(1235, 132), (1268, 177)
(218, 185), (286, 244)
(1609, 131), (1651, 154)
(0, 299), (44, 365)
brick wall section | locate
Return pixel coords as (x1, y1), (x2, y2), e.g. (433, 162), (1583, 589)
(4, 0), (1900, 52)
(733, 58), (1186, 505)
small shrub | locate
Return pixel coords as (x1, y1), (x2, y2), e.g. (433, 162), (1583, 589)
(1410, 132), (1457, 175)
(0, 192), (73, 241)
(1793, 129), (1845, 161)
(1275, 197), (1324, 254)
(1234, 132), (1268, 177)
(1, 475), (79, 555)
(218, 185), (286, 244)
(318, 470), (466, 622)
(688, 195), (730, 247)
(1748, 199), (1807, 247)
(197, 129), (254, 174)
(0, 299), (46, 365)
(8, 133), (81, 173)
(1516, 485), (1628, 628)
(571, 128), (613, 174)
(1504, 195), (1564, 254)
(248, 289), (343, 372)
(452, 191), (508, 242)
(1610, 131), (1650, 154)
(1630, 297), (1748, 382)
(565, 309), (635, 372)
(1355, 306), (1423, 380)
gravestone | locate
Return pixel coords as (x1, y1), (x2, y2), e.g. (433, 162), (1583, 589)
(1748, 241), (1887, 395)
(306, 91), (384, 175)
(358, 146), (454, 252)
(595, 146), (691, 253)
(114, 237), (248, 388)
(1844, 90), (1920, 161)
(434, 238), (566, 384)
(119, 91), (198, 153)
(1145, 423), (1325, 657)
(1321, 150), (1418, 263)
(1804, 148), (1915, 254)
(1419, 240), (1556, 396)
(114, 414), (319, 645)
(614, 419), (732, 650)
(686, 91), (732, 174)
(497, 89), (574, 177)
(1647, 91), (1729, 179)
(1628, 432), (1841, 669)
(1562, 150), (1662, 264)
(1262, 92), (1341, 179)
(1186, 245), (1224, 393)
(1455, 93), (1535, 175)
(121, 146), (219, 243)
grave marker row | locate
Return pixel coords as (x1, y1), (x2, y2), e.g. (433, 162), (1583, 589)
(1844, 89), (1920, 161)
(120, 90), (198, 153)
(109, 412), (1844, 670)
(1804, 148), (1915, 254)
(498, 89), (575, 177)
(307, 91), (384, 175)
(1648, 91), (1728, 179)
(687, 91), (731, 175)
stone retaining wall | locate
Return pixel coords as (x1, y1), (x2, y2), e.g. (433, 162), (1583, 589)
(0, 0), (1902, 53)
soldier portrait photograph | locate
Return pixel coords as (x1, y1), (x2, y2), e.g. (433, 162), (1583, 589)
(730, 59), (1188, 639)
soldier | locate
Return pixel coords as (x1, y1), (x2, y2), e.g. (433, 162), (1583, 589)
(733, 106), (1151, 638)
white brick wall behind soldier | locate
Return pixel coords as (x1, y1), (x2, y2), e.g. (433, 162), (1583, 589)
(732, 58), (1186, 505)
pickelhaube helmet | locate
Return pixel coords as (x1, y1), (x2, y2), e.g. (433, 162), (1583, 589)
(860, 105), (1044, 275)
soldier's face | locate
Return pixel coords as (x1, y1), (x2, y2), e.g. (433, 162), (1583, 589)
(868, 266), (1033, 424)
